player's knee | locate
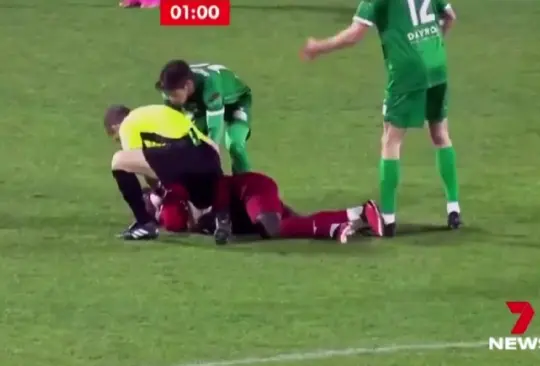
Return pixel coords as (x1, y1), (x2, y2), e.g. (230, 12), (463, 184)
(111, 151), (126, 171)
(111, 150), (155, 177)
(256, 212), (281, 238)
(381, 125), (403, 145)
(380, 126), (403, 158)
(429, 121), (452, 147)
(111, 150), (139, 172)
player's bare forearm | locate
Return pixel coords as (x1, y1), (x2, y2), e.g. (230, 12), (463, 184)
(318, 23), (367, 54)
(302, 22), (368, 60)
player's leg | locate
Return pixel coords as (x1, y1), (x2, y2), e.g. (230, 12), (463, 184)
(111, 143), (224, 241)
(210, 175), (234, 245)
(224, 95), (252, 174)
(239, 173), (283, 238)
(237, 174), (384, 242)
(279, 200), (383, 243)
(225, 122), (251, 174)
(111, 149), (159, 240)
(380, 90), (426, 237)
(426, 83), (461, 229)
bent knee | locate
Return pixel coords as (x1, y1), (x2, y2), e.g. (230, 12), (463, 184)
(111, 150), (127, 170)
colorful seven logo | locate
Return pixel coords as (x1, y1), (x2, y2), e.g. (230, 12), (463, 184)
(489, 301), (538, 350)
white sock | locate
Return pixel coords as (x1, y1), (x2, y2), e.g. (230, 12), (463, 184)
(382, 213), (395, 224)
(447, 202), (460, 214)
(329, 223), (340, 238)
(346, 206), (363, 221)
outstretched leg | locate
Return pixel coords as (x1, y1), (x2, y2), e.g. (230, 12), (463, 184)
(278, 200), (383, 243)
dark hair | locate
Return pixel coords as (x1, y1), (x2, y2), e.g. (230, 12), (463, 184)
(155, 60), (194, 91)
(104, 104), (131, 130)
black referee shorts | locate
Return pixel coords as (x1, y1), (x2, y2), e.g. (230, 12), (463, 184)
(143, 142), (222, 185)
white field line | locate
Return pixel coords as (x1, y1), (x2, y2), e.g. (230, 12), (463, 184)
(175, 340), (488, 366)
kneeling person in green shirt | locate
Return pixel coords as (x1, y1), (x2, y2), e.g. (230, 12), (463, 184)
(156, 60), (252, 174)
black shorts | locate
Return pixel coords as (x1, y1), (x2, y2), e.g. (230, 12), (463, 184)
(143, 142), (222, 184)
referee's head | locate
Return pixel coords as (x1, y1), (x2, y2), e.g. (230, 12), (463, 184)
(104, 104), (131, 140)
(155, 60), (194, 105)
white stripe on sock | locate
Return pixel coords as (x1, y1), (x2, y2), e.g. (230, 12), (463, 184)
(346, 206), (363, 221)
(447, 202), (460, 214)
(382, 214), (395, 224)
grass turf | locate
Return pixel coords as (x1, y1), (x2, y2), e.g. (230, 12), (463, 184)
(0, 0), (539, 365)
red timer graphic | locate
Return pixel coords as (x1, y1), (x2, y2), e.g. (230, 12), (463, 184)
(160, 0), (230, 26)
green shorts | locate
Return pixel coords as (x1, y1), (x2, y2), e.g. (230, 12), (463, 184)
(383, 83), (448, 128)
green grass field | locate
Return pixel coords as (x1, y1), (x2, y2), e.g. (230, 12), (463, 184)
(1, 0), (540, 365)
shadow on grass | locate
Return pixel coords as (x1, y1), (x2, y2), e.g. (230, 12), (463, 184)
(396, 223), (487, 247)
(160, 234), (384, 257)
(157, 223), (493, 256)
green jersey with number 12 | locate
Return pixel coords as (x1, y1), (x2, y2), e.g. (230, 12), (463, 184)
(354, 0), (451, 93)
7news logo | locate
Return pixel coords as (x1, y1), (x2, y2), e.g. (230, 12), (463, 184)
(489, 301), (538, 350)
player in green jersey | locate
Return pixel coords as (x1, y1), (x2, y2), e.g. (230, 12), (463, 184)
(155, 60), (252, 174)
(301, 0), (460, 237)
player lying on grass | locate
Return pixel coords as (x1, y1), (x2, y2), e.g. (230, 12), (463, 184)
(301, 0), (460, 237)
(103, 104), (232, 243)
(144, 172), (384, 243)
(156, 60), (253, 174)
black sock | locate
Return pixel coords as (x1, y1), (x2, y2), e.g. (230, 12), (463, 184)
(112, 170), (152, 224)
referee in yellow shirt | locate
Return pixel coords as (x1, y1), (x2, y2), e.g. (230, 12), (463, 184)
(104, 104), (231, 243)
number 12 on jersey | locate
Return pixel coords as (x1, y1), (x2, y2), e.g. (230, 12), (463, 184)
(160, 0), (230, 26)
(407, 0), (435, 26)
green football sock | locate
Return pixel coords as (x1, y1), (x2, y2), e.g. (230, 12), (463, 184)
(436, 146), (459, 202)
(225, 123), (251, 174)
(379, 159), (400, 216)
